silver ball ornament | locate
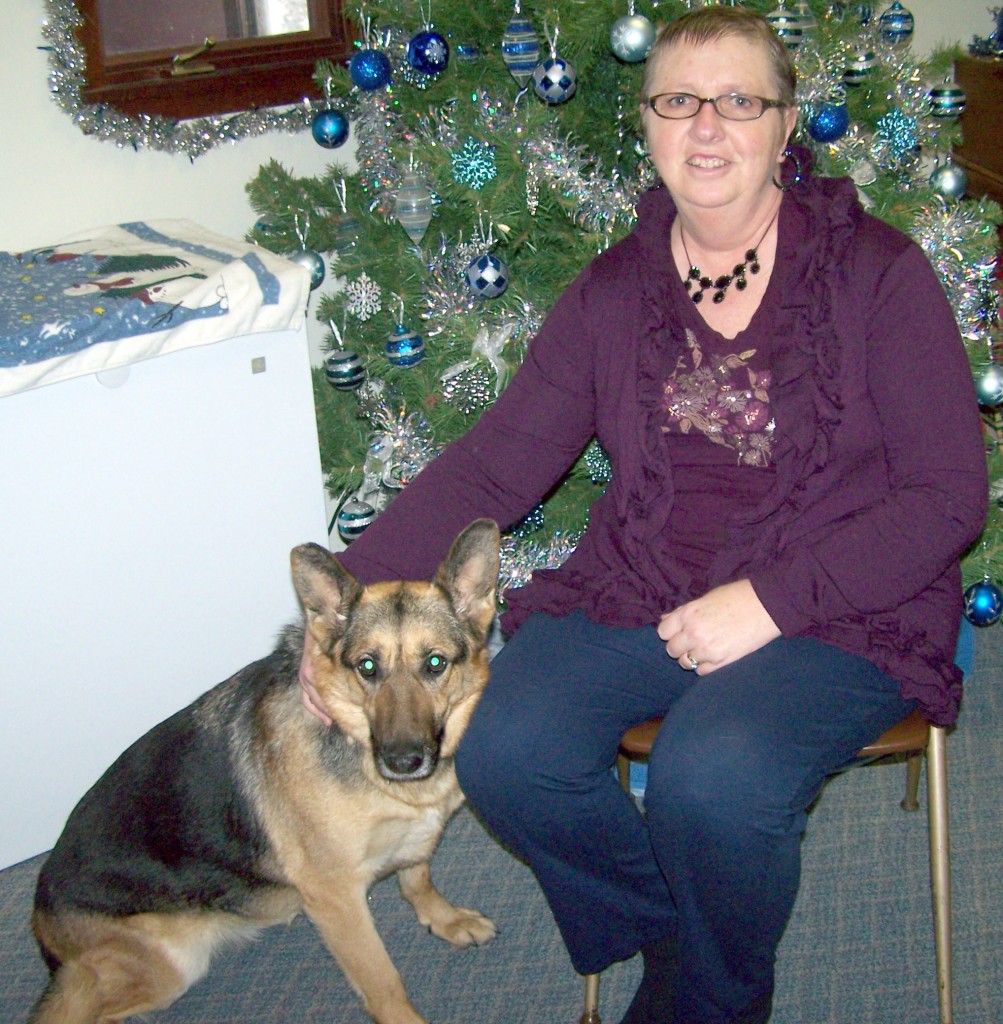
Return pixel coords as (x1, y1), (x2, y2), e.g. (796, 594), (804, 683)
(610, 14), (655, 63)
(290, 248), (325, 289)
(976, 363), (1003, 406)
(929, 160), (968, 200)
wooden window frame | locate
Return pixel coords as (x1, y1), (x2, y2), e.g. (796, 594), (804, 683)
(74, 0), (354, 120)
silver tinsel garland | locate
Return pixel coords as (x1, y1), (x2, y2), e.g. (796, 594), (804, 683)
(42, 0), (314, 157)
(911, 197), (1001, 342)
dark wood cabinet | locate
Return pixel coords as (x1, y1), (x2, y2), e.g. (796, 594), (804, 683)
(954, 56), (1003, 207)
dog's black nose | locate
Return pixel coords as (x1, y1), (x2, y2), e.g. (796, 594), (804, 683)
(382, 752), (426, 776)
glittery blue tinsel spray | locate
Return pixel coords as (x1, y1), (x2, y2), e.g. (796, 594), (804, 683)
(876, 109), (918, 158)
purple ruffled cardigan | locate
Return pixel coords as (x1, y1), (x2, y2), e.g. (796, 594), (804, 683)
(338, 173), (987, 726)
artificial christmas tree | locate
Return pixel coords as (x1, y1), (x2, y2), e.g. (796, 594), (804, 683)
(245, 0), (1001, 611)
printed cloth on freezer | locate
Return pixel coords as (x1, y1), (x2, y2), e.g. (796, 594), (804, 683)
(0, 220), (310, 397)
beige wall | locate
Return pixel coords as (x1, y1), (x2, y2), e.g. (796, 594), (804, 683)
(0, 3), (340, 251)
(1, 1), (992, 254)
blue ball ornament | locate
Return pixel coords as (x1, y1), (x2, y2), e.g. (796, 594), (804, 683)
(465, 252), (509, 298)
(532, 56), (577, 105)
(879, 2), (914, 45)
(385, 323), (426, 367)
(337, 497), (377, 543)
(349, 48), (393, 91)
(325, 350), (365, 390)
(808, 102), (850, 143)
(964, 578), (1003, 627)
(407, 29), (449, 75)
(311, 108), (349, 149)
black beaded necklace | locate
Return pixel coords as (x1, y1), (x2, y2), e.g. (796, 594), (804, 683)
(679, 209), (779, 305)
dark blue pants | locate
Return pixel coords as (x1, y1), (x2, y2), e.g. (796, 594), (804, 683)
(455, 610), (914, 1023)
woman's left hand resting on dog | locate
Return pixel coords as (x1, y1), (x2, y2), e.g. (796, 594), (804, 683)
(657, 578), (781, 675)
(300, 652), (333, 726)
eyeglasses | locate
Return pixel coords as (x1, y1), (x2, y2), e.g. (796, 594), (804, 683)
(644, 92), (786, 122)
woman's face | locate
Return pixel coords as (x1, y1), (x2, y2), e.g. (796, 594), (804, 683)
(641, 34), (798, 215)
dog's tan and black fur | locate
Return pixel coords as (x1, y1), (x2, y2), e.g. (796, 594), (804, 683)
(29, 519), (500, 1024)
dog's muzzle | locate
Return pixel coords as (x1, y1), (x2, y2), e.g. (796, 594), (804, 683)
(375, 745), (438, 781)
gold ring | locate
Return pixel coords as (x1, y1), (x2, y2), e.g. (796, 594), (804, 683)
(684, 651), (699, 671)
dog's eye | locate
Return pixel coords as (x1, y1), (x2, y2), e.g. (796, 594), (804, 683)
(425, 654), (448, 676)
(357, 657), (377, 679)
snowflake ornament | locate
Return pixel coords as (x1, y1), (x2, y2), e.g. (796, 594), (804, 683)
(345, 272), (383, 321)
(451, 137), (498, 190)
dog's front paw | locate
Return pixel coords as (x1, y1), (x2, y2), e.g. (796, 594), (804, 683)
(429, 906), (497, 948)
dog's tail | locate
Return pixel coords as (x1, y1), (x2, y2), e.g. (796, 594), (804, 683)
(27, 963), (104, 1024)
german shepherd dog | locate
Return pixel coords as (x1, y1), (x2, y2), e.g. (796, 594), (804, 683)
(29, 519), (500, 1024)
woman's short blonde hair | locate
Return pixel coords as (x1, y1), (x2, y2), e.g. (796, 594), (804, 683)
(641, 7), (797, 109)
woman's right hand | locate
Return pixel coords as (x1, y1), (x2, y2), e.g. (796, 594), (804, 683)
(299, 640), (333, 726)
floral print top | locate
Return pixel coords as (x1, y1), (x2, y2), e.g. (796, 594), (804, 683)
(662, 328), (775, 468)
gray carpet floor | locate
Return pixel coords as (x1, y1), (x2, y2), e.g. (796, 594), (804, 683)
(3, 629), (1001, 1023)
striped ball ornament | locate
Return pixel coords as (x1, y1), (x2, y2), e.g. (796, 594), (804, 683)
(326, 350), (365, 390)
(929, 84), (966, 121)
(767, 6), (804, 48)
(385, 323), (426, 367)
(337, 497), (376, 543)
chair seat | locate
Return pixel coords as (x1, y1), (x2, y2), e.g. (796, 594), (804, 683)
(618, 707), (930, 762)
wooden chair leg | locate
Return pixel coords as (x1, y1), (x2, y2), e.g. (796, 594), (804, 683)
(926, 725), (953, 1024)
(901, 751), (922, 811)
(580, 972), (602, 1024)
(617, 753), (631, 793)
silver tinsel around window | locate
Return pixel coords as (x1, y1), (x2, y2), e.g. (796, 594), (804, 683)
(41, 0), (315, 158)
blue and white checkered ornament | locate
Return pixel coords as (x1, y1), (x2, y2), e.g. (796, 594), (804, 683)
(385, 323), (426, 367)
(532, 55), (577, 104)
(465, 252), (510, 298)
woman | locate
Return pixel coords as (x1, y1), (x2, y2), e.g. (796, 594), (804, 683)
(304, 9), (986, 1022)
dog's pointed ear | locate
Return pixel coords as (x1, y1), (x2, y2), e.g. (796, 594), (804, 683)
(290, 543), (362, 646)
(435, 519), (500, 635)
